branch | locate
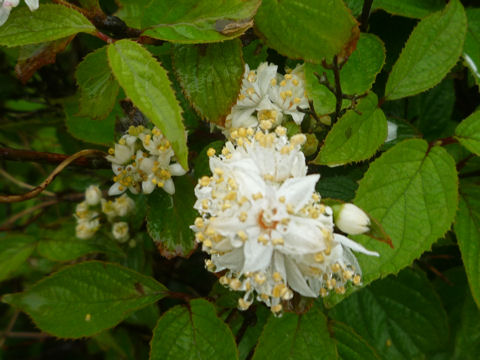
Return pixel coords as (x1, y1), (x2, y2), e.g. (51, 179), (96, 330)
(0, 147), (109, 169)
(0, 149), (106, 203)
(0, 168), (55, 197)
(359, 0), (374, 32)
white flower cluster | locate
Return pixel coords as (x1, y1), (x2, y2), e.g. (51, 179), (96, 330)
(75, 185), (135, 245)
(191, 127), (379, 315)
(225, 62), (309, 132)
(106, 125), (187, 196)
(0, 0), (38, 26)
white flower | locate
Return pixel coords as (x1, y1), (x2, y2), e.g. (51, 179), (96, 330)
(112, 222), (129, 243)
(0, 0), (38, 27)
(334, 203), (371, 235)
(270, 64), (309, 125)
(85, 185), (102, 206)
(101, 199), (117, 221)
(386, 120), (398, 142)
(192, 127), (379, 314)
(106, 125), (186, 196)
(75, 218), (100, 240)
(113, 193), (135, 217)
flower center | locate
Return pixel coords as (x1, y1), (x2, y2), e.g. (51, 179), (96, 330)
(257, 209), (278, 230)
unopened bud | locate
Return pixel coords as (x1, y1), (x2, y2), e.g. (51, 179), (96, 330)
(85, 185), (102, 206)
(333, 203), (370, 235)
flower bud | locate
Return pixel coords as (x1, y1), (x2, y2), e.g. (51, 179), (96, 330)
(333, 203), (370, 235)
(85, 185), (102, 206)
(75, 219), (100, 240)
(112, 222), (129, 243)
(113, 194), (135, 217)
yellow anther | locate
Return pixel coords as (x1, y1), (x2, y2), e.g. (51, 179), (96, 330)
(254, 273), (266, 285)
(221, 147), (230, 156)
(228, 177), (237, 189)
(270, 78), (277, 86)
(292, 78), (299, 86)
(252, 192), (263, 200)
(207, 148), (216, 157)
(224, 191), (237, 201)
(286, 203), (294, 214)
(280, 218), (290, 225)
(285, 90), (293, 97)
(219, 276), (230, 285)
(239, 212), (248, 222)
(314, 252), (324, 263)
(280, 145), (294, 154)
(246, 87), (255, 95)
(285, 74), (293, 80)
(214, 167), (224, 176)
(272, 272), (283, 282)
(280, 80), (287, 87)
(238, 298), (252, 310)
(272, 238), (284, 246)
(247, 128), (255, 136)
(335, 286), (346, 294)
(331, 263), (341, 272)
(272, 283), (286, 298)
(280, 91), (288, 100)
(320, 288), (328, 297)
(275, 126), (287, 136)
(291, 134), (306, 146)
(108, 148), (115, 155)
(247, 71), (256, 82)
(195, 232), (205, 242)
(327, 278), (336, 289)
(205, 259), (215, 271)
(294, 97), (302, 104)
(222, 201), (231, 210)
(278, 196), (286, 203)
(263, 174), (275, 181)
(203, 239), (212, 247)
(229, 278), (242, 290)
(118, 138), (126, 145)
(312, 193), (320, 202)
(216, 176), (224, 184)
(237, 230), (248, 242)
(343, 270), (353, 280)
(202, 199), (209, 210)
(238, 94), (246, 101)
(260, 293), (269, 301)
(194, 217), (204, 228)
(199, 176), (211, 187)
(239, 196), (248, 205)
(271, 304), (283, 313)
(353, 274), (361, 285)
(257, 235), (269, 245)
(237, 138), (244, 146)
(260, 120), (273, 130)
(238, 127), (247, 137)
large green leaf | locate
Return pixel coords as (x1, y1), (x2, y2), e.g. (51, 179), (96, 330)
(254, 0), (359, 63)
(75, 46), (119, 120)
(146, 176), (197, 259)
(173, 40), (244, 124)
(330, 269), (449, 359)
(455, 110), (480, 156)
(0, 5), (95, 47)
(332, 321), (380, 360)
(150, 299), (238, 360)
(373, 0), (444, 19)
(304, 33), (385, 114)
(352, 139), (458, 284)
(141, 0), (260, 43)
(453, 288), (480, 359)
(252, 307), (337, 360)
(455, 181), (480, 308)
(463, 8), (480, 86)
(0, 234), (36, 282)
(314, 93), (387, 165)
(2, 261), (167, 338)
(63, 96), (117, 145)
(384, 0), (467, 100)
(107, 39), (188, 169)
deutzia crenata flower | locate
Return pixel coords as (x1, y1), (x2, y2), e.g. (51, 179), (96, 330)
(106, 125), (186, 196)
(75, 218), (100, 240)
(113, 193), (136, 217)
(191, 127), (379, 315)
(85, 185), (102, 206)
(112, 222), (129, 243)
(0, 0), (39, 26)
(333, 203), (371, 235)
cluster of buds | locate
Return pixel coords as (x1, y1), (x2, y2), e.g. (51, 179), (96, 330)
(225, 62), (310, 132)
(106, 125), (186, 197)
(74, 185), (136, 246)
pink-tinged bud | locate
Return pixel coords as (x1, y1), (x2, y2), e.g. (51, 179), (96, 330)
(333, 203), (370, 235)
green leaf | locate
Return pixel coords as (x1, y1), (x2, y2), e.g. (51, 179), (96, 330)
(252, 307), (336, 360)
(313, 93), (387, 165)
(384, 0), (467, 100)
(455, 181), (480, 308)
(316, 176), (358, 202)
(0, 5), (95, 47)
(146, 176), (197, 259)
(150, 299), (238, 360)
(0, 234), (36, 282)
(141, 0), (260, 44)
(330, 269), (449, 359)
(373, 0), (444, 19)
(2, 261), (167, 338)
(107, 39), (188, 169)
(453, 288), (480, 359)
(63, 96), (117, 145)
(173, 40), (244, 124)
(463, 8), (480, 86)
(304, 34), (385, 114)
(75, 46), (119, 120)
(254, 0), (359, 63)
(352, 139), (458, 284)
(332, 321), (380, 360)
(455, 110), (480, 156)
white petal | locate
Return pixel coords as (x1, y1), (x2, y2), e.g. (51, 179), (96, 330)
(284, 256), (317, 297)
(212, 248), (244, 272)
(108, 182), (125, 196)
(283, 218), (325, 255)
(334, 234), (379, 257)
(277, 174), (319, 212)
(142, 179), (155, 194)
(24, 0), (38, 10)
(242, 239), (273, 273)
(169, 162), (187, 176)
(163, 178), (175, 195)
(0, 7), (11, 26)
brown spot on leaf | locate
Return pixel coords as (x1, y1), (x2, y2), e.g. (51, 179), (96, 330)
(155, 241), (198, 260)
(215, 18), (254, 36)
(338, 23), (360, 63)
(134, 282), (145, 295)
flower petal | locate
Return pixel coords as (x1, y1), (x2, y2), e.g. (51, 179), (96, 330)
(277, 174), (319, 212)
(334, 233), (379, 257)
(284, 256), (317, 297)
(242, 239), (273, 273)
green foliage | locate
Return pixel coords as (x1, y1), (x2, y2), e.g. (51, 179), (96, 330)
(330, 269), (449, 359)
(252, 307), (337, 360)
(314, 93), (387, 165)
(150, 299), (238, 359)
(463, 8), (480, 86)
(255, 0), (359, 63)
(140, 0), (260, 43)
(455, 181), (480, 308)
(173, 40), (244, 124)
(75, 46), (119, 120)
(352, 139), (458, 284)
(332, 321), (381, 360)
(385, 0), (467, 100)
(455, 110), (480, 156)
(0, 234), (36, 281)
(0, 5), (95, 47)
(373, 0), (444, 19)
(2, 261), (167, 338)
(146, 177), (197, 259)
(107, 39), (188, 169)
